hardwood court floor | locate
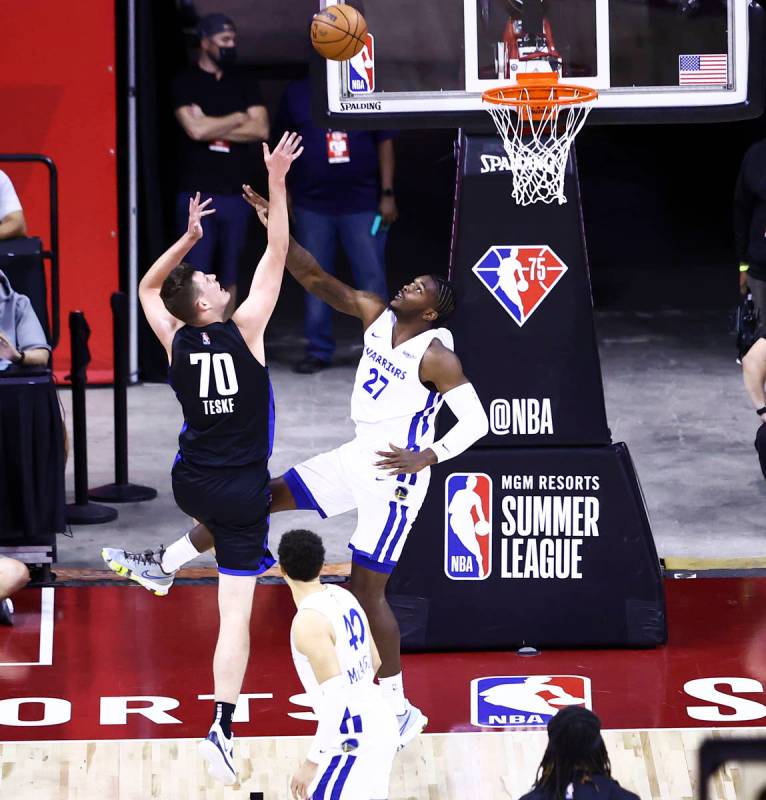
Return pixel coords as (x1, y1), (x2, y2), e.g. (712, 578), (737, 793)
(0, 729), (759, 799)
(1, 578), (765, 798)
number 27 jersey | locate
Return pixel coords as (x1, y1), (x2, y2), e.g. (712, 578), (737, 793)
(350, 309), (454, 451)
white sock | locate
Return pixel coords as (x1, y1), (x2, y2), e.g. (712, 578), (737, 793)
(379, 672), (406, 716)
(160, 532), (200, 573)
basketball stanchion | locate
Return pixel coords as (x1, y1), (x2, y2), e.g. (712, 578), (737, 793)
(65, 311), (118, 525)
(89, 292), (157, 503)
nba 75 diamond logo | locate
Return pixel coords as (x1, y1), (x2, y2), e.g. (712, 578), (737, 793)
(445, 473), (492, 580)
(471, 675), (592, 728)
(472, 245), (567, 327)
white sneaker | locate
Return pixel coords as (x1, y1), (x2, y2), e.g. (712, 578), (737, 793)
(199, 721), (237, 785)
(101, 546), (176, 596)
(397, 700), (428, 749)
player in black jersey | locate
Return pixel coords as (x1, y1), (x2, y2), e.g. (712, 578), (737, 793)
(102, 131), (302, 785)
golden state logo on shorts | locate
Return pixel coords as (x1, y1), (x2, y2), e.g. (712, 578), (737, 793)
(444, 473), (492, 580)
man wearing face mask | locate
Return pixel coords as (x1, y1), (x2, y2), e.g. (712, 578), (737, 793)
(172, 13), (269, 314)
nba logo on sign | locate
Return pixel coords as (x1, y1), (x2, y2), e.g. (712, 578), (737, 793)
(444, 473), (492, 580)
(347, 33), (375, 93)
(470, 675), (592, 728)
(472, 245), (567, 327)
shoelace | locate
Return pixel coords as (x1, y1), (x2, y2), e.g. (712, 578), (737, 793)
(123, 546), (166, 567)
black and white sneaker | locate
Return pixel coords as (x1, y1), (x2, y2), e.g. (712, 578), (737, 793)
(0, 598), (14, 626)
(199, 721), (237, 785)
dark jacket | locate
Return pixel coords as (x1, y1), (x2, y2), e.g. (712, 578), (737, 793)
(519, 774), (641, 800)
(734, 139), (766, 280)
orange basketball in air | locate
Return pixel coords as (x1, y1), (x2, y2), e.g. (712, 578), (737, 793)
(311, 5), (368, 62)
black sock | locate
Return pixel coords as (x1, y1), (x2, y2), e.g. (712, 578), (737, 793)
(214, 701), (236, 739)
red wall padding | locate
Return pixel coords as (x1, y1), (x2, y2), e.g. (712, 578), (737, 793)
(0, 2), (119, 381)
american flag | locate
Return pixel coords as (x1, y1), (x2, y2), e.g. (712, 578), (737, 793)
(678, 54), (728, 85)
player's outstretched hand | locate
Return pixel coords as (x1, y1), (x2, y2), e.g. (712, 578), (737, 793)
(186, 192), (216, 240)
(263, 131), (303, 181)
(290, 758), (318, 800)
(241, 185), (270, 228)
(375, 442), (436, 475)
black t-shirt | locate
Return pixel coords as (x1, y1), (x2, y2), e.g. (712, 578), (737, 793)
(169, 320), (274, 468)
(519, 775), (641, 800)
(171, 66), (265, 194)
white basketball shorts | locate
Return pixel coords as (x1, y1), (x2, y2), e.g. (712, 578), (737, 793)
(283, 439), (431, 573)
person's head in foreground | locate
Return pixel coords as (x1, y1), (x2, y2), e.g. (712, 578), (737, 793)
(160, 263), (229, 325)
(278, 529), (324, 595)
(388, 274), (455, 325)
(531, 707), (616, 799)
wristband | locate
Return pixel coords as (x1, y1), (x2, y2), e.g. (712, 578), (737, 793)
(757, 406), (766, 416)
(740, 263), (750, 272)
(381, 188), (394, 197)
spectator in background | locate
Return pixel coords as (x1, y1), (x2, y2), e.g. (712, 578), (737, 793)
(0, 270), (50, 370)
(733, 141), (766, 478)
(0, 557), (29, 625)
(519, 707), (640, 800)
(0, 171), (27, 240)
(171, 13), (269, 315)
(740, 338), (766, 479)
(274, 76), (398, 374)
(734, 139), (766, 320)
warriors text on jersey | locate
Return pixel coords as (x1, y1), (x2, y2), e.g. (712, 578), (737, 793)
(350, 309), (454, 452)
(168, 320), (274, 468)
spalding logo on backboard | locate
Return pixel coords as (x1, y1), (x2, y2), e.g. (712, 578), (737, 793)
(472, 245), (567, 327)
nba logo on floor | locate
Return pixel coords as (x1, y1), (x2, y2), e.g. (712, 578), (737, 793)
(471, 675), (592, 728)
(472, 245), (567, 327)
(347, 33), (375, 93)
(444, 473), (492, 580)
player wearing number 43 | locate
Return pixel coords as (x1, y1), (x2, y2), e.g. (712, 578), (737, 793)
(105, 179), (488, 750)
(281, 530), (399, 800)
(102, 132), (303, 785)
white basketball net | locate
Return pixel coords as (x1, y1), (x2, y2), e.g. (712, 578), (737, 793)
(485, 94), (594, 206)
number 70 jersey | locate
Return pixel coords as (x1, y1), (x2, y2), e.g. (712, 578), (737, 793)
(350, 310), (454, 451)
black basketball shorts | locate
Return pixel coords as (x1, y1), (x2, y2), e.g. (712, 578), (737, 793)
(171, 456), (275, 575)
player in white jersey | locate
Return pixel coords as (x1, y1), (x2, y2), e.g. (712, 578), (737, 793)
(280, 529), (398, 800)
(120, 189), (489, 747)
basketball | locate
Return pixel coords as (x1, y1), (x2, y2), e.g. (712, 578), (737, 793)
(475, 520), (491, 536)
(311, 5), (368, 61)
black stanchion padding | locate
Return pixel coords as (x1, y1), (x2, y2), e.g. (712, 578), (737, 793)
(65, 311), (118, 525)
(386, 132), (665, 650)
(89, 293), (157, 503)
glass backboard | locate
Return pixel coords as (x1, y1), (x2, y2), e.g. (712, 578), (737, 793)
(315, 0), (764, 127)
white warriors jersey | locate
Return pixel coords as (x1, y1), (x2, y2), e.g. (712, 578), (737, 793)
(291, 586), (391, 746)
(350, 309), (454, 451)
(292, 585), (378, 702)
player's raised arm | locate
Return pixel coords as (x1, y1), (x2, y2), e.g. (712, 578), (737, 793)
(375, 341), (489, 475)
(139, 193), (215, 355)
(241, 187), (387, 328)
(233, 133), (303, 358)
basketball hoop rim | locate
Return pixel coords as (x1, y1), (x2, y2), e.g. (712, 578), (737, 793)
(482, 82), (599, 110)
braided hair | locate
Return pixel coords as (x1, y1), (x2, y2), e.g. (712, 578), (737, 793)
(532, 707), (611, 799)
(429, 275), (456, 321)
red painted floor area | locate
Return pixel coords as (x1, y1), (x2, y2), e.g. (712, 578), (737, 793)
(1, 579), (765, 741)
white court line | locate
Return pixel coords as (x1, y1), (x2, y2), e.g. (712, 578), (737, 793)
(4, 725), (765, 747)
(0, 587), (55, 667)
